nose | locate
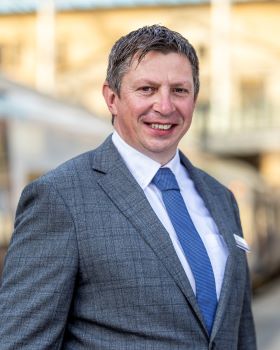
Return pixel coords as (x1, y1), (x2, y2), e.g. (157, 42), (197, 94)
(153, 91), (175, 116)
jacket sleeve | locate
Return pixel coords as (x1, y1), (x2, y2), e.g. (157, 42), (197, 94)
(238, 263), (257, 349)
(230, 192), (257, 350)
(0, 178), (78, 350)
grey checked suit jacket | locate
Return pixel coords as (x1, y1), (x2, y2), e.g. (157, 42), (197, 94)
(0, 135), (256, 349)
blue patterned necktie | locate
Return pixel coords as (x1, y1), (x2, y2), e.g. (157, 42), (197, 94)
(152, 167), (217, 334)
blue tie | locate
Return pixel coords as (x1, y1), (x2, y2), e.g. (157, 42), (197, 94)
(152, 168), (217, 334)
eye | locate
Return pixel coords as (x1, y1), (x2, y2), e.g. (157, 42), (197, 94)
(173, 87), (189, 95)
(138, 86), (156, 95)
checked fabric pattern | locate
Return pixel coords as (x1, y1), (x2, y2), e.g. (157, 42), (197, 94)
(152, 168), (217, 334)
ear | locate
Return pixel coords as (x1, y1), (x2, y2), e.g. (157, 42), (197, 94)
(102, 82), (119, 116)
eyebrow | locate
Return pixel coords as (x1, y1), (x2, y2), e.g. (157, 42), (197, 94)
(133, 78), (192, 86)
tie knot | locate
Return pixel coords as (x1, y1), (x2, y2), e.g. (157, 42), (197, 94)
(152, 168), (180, 191)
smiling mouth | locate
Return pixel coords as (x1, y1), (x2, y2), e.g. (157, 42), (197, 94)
(150, 123), (172, 130)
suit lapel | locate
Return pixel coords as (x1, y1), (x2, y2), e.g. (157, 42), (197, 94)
(90, 137), (239, 335)
(91, 137), (206, 329)
(180, 152), (239, 339)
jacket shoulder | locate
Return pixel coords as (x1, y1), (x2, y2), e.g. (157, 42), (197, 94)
(37, 149), (95, 187)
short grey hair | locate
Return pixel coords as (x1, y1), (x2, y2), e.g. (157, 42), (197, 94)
(106, 24), (200, 100)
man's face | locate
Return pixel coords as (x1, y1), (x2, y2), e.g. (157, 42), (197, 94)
(103, 51), (196, 164)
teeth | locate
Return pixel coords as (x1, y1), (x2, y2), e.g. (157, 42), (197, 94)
(151, 124), (172, 130)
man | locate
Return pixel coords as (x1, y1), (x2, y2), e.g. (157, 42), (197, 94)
(0, 25), (256, 349)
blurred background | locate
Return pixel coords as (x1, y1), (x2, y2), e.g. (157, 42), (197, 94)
(0, 0), (280, 347)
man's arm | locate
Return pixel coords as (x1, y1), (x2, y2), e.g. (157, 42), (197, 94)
(0, 178), (78, 349)
(238, 263), (257, 349)
(230, 192), (257, 349)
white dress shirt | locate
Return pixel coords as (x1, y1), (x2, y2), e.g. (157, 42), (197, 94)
(112, 131), (228, 299)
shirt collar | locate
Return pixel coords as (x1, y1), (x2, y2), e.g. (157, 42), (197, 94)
(112, 131), (181, 190)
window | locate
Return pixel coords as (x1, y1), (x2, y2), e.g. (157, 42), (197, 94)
(240, 78), (267, 128)
(0, 43), (21, 69)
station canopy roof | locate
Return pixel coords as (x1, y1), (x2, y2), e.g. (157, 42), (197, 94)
(0, 75), (112, 137)
(0, 0), (259, 13)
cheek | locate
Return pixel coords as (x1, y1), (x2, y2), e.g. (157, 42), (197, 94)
(181, 103), (195, 120)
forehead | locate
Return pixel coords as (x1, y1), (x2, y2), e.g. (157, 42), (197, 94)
(125, 51), (193, 81)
